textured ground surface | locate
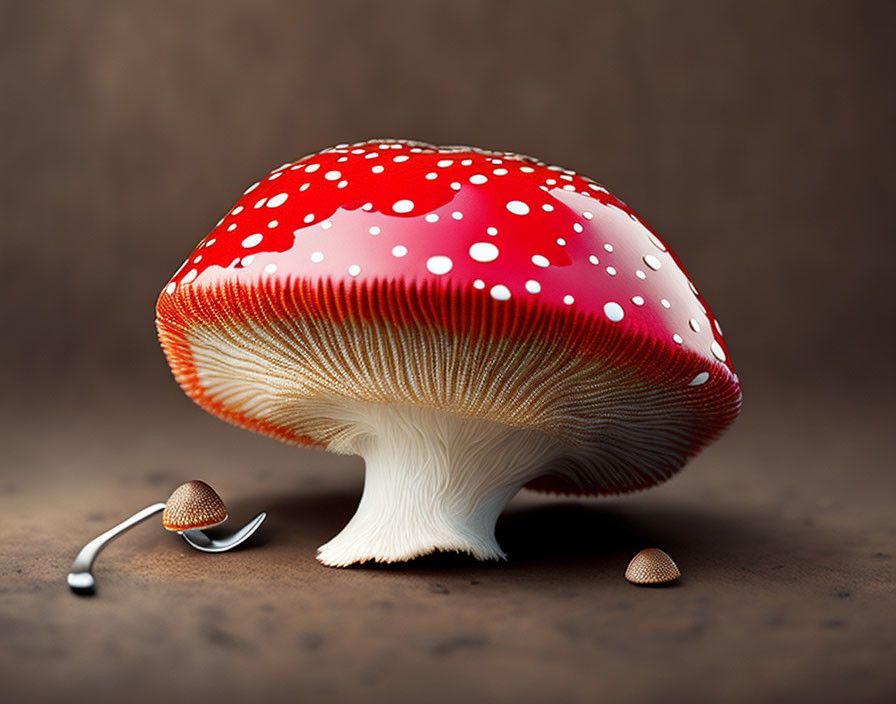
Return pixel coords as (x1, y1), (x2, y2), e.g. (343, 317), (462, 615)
(1, 386), (893, 703)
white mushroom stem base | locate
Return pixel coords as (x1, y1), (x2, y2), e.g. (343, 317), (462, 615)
(316, 403), (561, 567)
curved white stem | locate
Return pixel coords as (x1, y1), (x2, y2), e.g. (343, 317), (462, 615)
(317, 403), (560, 567)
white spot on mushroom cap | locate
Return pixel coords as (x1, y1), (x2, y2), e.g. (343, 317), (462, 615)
(392, 245), (408, 257)
(372, 165), (385, 174)
(165, 282), (176, 294)
(243, 182), (259, 195)
(241, 233), (263, 248)
(604, 302), (624, 321)
(254, 197), (267, 209)
(506, 200), (530, 215)
(525, 280), (541, 294)
(227, 223), (237, 232)
(689, 319), (701, 333)
(711, 340), (726, 362)
(542, 204), (554, 212)
(673, 334), (683, 344)
(241, 255), (255, 266)
(490, 284), (511, 301)
(689, 372), (710, 386)
(486, 226), (498, 236)
(532, 255), (550, 268)
(321, 220), (332, 230)
(182, 269), (198, 284)
(425, 172), (438, 180)
(426, 255), (453, 275)
(451, 211), (463, 220)
(473, 279), (485, 290)
(324, 170), (341, 181)
(425, 214), (439, 223)
(369, 226), (381, 235)
(310, 251), (324, 263)
(305, 164), (320, 173)
(304, 213), (315, 224)
(563, 295), (575, 305)
(266, 193), (288, 208)
(469, 242), (499, 262)
(605, 266), (617, 276)
(644, 254), (662, 270)
(392, 200), (414, 214)
(264, 263), (278, 274)
(632, 296), (644, 306)
(661, 299), (671, 309)
(470, 174), (487, 185)
(493, 168), (508, 176)
(232, 206), (244, 215)
(348, 264), (361, 276)
(589, 255), (600, 265)
(437, 159), (453, 167)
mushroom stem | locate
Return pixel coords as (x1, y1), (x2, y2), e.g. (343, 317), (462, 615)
(316, 403), (560, 567)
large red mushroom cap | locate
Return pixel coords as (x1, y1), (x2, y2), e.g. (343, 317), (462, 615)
(156, 139), (741, 566)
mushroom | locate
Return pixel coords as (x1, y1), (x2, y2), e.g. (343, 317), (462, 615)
(156, 139), (742, 567)
(67, 480), (265, 593)
(163, 480), (266, 553)
(625, 548), (681, 585)
(162, 480), (228, 531)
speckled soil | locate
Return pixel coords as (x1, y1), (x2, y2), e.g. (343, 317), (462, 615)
(1, 387), (893, 703)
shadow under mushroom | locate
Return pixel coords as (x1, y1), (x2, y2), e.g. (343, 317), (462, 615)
(225, 486), (832, 584)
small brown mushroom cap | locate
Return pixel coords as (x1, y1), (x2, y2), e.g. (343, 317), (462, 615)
(162, 480), (228, 532)
(625, 548), (681, 585)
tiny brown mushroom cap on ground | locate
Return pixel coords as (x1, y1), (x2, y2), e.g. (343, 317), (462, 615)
(162, 480), (229, 532)
(625, 548), (681, 585)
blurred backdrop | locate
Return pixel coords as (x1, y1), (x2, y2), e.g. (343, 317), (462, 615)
(2, 0), (893, 405)
(2, 2), (894, 703)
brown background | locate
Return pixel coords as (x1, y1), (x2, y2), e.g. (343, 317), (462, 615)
(1, 1), (894, 702)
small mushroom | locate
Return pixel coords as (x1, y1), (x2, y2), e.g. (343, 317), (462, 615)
(162, 480), (228, 532)
(625, 548), (681, 585)
(67, 480), (265, 594)
(163, 480), (266, 553)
